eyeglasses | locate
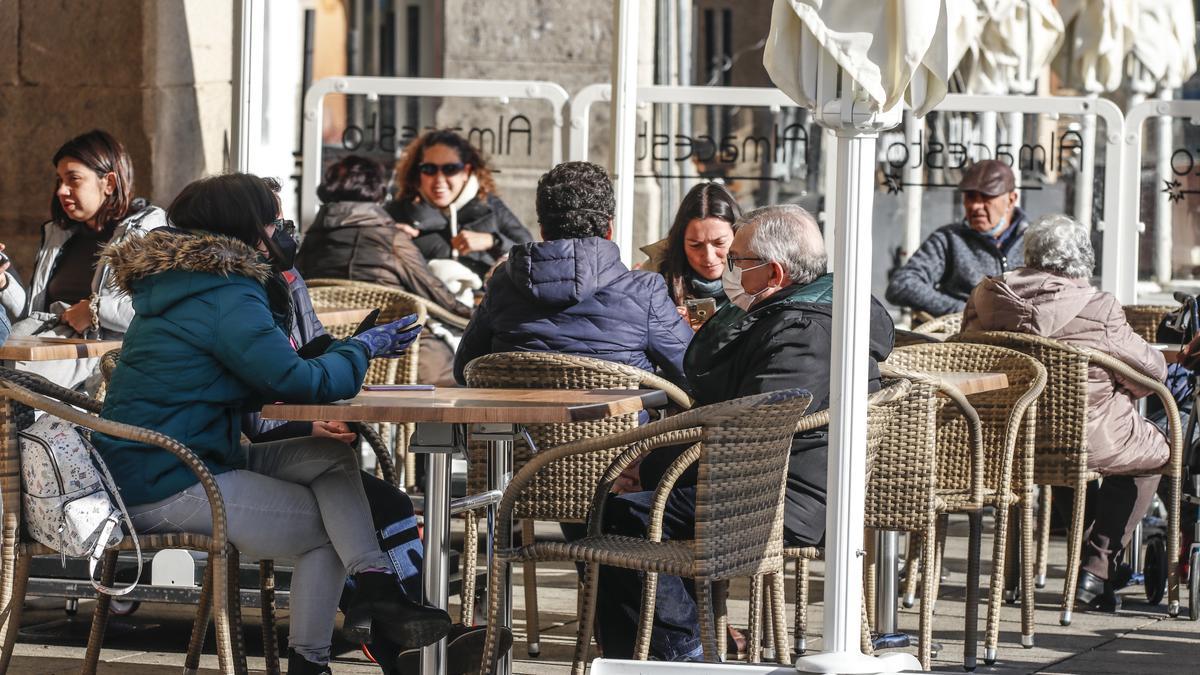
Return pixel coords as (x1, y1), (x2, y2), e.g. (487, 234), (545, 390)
(418, 162), (466, 177)
(267, 218), (296, 236)
(725, 253), (765, 267)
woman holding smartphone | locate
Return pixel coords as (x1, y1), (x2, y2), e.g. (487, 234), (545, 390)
(642, 182), (740, 329)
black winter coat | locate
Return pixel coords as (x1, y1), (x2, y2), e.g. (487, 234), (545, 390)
(683, 275), (895, 546)
(885, 208), (1027, 317)
(385, 194), (533, 278)
(296, 202), (472, 318)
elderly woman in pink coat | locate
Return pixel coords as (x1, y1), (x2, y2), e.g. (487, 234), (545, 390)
(962, 213), (1168, 613)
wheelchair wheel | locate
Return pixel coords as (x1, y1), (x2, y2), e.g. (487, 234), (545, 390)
(1189, 548), (1200, 621)
(1143, 534), (1167, 606)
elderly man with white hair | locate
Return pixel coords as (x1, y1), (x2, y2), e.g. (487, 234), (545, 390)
(963, 213), (1170, 613)
(593, 204), (895, 662)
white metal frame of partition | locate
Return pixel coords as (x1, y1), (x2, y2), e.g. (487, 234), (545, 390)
(1124, 98), (1199, 300)
(905, 94), (1130, 302)
(299, 76), (570, 229)
(568, 84), (807, 265)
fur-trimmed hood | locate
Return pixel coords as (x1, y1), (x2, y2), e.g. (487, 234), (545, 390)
(102, 227), (273, 295)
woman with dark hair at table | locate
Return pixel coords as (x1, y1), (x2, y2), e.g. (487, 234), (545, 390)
(641, 182), (740, 328)
(94, 172), (450, 674)
(385, 129), (533, 282)
(0, 129), (165, 389)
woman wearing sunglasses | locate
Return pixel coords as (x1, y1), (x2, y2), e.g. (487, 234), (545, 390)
(385, 129), (532, 281)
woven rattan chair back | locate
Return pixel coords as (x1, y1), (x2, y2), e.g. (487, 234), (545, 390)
(864, 376), (940, 533)
(691, 389), (814, 580)
(307, 282), (426, 387)
(305, 277), (470, 329)
(463, 352), (691, 521)
(954, 331), (1090, 485)
(887, 343), (1046, 496)
(1123, 304), (1176, 342)
(913, 312), (963, 335)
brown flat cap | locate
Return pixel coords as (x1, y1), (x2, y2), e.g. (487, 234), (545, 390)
(959, 159), (1016, 197)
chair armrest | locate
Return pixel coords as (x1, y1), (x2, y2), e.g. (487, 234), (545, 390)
(351, 422), (398, 486)
(635, 372), (693, 411)
(1086, 350), (1184, 476)
(494, 408), (712, 556)
(0, 366), (102, 414)
(645, 443), (702, 542)
(589, 427), (705, 537)
(424, 302), (470, 330)
(0, 380), (231, 553)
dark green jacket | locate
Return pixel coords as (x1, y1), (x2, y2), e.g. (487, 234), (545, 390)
(93, 229), (371, 506)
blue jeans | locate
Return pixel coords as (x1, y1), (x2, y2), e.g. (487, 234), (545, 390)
(595, 487), (703, 661)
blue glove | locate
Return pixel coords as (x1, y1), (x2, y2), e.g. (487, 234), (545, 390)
(351, 314), (422, 358)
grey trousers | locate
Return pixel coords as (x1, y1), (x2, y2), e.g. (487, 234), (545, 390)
(128, 437), (390, 664)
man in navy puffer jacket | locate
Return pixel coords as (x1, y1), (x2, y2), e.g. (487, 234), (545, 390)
(453, 162), (694, 386)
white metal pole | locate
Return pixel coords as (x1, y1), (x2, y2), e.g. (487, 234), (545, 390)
(1155, 89), (1175, 284)
(822, 128), (839, 274)
(1075, 94), (1098, 229)
(902, 110), (924, 262)
(1005, 111), (1023, 189)
(611, 0), (639, 267)
(978, 110), (998, 161)
(796, 75), (917, 675)
(232, 0), (266, 173)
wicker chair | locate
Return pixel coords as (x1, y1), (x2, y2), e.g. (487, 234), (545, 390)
(955, 331), (1184, 624)
(1123, 304), (1177, 342)
(912, 312), (963, 336)
(894, 329), (943, 348)
(479, 388), (813, 675)
(307, 280), (429, 489)
(888, 343), (1047, 664)
(460, 352), (691, 655)
(305, 277), (470, 330)
(780, 377), (911, 659)
(0, 368), (269, 675)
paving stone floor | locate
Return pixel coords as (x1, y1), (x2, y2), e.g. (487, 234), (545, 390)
(8, 517), (1198, 673)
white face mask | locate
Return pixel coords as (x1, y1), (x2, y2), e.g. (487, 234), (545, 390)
(722, 260), (771, 311)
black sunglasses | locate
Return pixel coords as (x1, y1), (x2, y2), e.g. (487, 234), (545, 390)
(418, 162), (466, 177)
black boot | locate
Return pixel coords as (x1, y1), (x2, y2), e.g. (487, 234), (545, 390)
(343, 571), (452, 650)
(1076, 569), (1122, 612)
(393, 624), (513, 675)
(287, 648), (332, 674)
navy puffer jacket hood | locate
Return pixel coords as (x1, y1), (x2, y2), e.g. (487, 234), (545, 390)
(453, 237), (694, 386)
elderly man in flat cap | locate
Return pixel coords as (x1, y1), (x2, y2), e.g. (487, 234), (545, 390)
(886, 159), (1028, 318)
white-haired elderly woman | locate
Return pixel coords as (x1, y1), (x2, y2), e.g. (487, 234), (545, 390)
(962, 213), (1168, 612)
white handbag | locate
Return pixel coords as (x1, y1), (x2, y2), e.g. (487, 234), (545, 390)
(19, 415), (141, 595)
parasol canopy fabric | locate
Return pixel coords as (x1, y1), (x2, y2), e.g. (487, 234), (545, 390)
(964, 0), (1064, 95)
(763, 0), (961, 116)
(1053, 0), (1135, 94)
(1126, 0), (1196, 92)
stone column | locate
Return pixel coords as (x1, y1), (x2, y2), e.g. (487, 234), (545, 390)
(0, 0), (233, 276)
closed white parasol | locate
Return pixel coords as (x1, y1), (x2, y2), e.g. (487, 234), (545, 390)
(763, 1), (954, 672)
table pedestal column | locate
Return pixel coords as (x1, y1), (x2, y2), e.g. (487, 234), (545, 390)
(411, 423), (462, 675)
(473, 423), (516, 675)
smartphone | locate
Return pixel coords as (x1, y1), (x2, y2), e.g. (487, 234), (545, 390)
(685, 297), (718, 325)
(0, 251), (9, 267)
(362, 384), (436, 392)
